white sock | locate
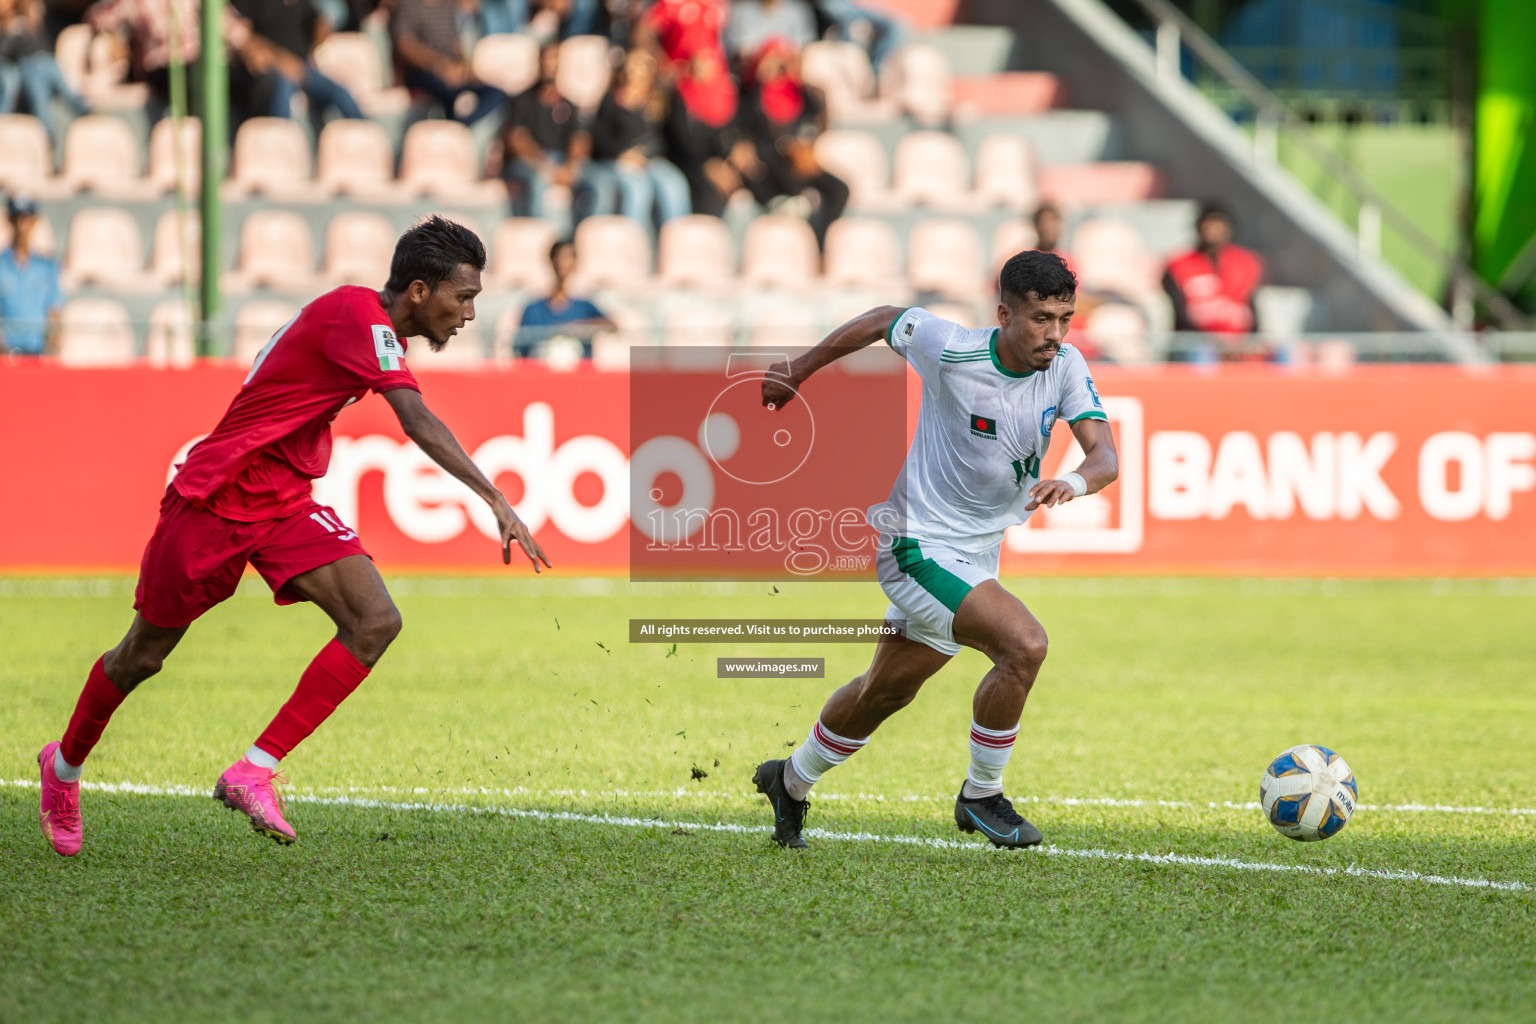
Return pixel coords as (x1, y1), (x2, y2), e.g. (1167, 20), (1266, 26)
(963, 719), (1019, 799)
(244, 745), (280, 770)
(786, 720), (868, 799)
(53, 748), (83, 783)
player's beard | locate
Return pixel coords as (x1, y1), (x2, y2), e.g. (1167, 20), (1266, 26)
(429, 336), (449, 352)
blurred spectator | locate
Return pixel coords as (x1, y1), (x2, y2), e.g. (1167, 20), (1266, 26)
(662, 47), (740, 217)
(1163, 202), (1265, 352)
(1032, 202), (1072, 269)
(638, 0), (725, 64)
(479, 0), (530, 35)
(809, 0), (904, 69)
(0, 195), (62, 356)
(725, 0), (815, 64)
(232, 0), (363, 127)
(526, 0), (606, 41)
(1, 0), (89, 133)
(499, 41), (601, 221)
(85, 0), (257, 121)
(514, 239), (614, 358)
(589, 48), (691, 232)
(733, 38), (847, 248)
(392, 0), (506, 125)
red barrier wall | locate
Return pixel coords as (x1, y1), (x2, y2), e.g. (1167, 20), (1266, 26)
(2, 363), (1534, 574)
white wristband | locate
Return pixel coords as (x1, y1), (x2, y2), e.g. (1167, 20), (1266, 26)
(1062, 472), (1088, 498)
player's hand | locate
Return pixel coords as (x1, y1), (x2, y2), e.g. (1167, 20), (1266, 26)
(1025, 478), (1078, 511)
(494, 496), (552, 572)
(762, 361), (800, 410)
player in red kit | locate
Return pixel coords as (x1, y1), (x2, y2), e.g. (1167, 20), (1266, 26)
(36, 217), (550, 855)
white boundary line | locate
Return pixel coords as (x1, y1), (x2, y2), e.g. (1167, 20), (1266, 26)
(1, 779), (1526, 893)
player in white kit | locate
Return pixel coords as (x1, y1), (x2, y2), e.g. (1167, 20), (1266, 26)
(753, 251), (1118, 849)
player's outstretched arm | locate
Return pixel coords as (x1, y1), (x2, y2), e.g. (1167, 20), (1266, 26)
(762, 305), (905, 410)
(384, 388), (553, 572)
(1026, 418), (1119, 511)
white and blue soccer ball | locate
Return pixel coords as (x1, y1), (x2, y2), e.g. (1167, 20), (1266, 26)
(1260, 744), (1358, 841)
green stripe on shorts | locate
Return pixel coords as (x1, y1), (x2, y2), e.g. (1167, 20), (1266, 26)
(890, 537), (972, 614)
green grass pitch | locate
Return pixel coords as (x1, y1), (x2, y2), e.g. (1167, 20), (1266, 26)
(3, 575), (1535, 1022)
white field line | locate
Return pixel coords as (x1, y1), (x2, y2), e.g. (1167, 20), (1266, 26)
(1, 779), (1527, 893)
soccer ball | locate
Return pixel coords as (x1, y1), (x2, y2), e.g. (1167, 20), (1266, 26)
(1260, 744), (1358, 841)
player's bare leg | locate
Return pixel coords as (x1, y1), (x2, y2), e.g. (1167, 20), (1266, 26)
(214, 555), (402, 844)
(39, 615), (189, 855)
(949, 580), (1049, 847)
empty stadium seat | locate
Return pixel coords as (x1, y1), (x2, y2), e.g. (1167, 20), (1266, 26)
(1082, 303), (1152, 364)
(233, 300), (301, 364)
(884, 44), (950, 126)
(556, 35), (612, 111)
(58, 298), (136, 366)
(657, 215), (734, 291)
(315, 119), (404, 201)
(145, 299), (196, 367)
(150, 210), (200, 287)
(800, 41), (890, 122)
(990, 220), (1037, 271)
(228, 211), (317, 293)
(1072, 218), (1159, 300)
(813, 130), (891, 210)
(907, 218), (984, 300)
(741, 215), (819, 291)
(489, 217), (559, 292)
(228, 118), (322, 201)
(147, 117), (200, 194)
(823, 217), (901, 291)
(973, 135), (1038, 211)
(1037, 162), (1163, 206)
(323, 211), (396, 288)
(892, 131), (973, 211)
(951, 72), (1063, 116)
(62, 207), (154, 291)
(61, 115), (152, 198)
(398, 121), (505, 203)
(571, 216), (651, 293)
(0, 114), (58, 196)
(472, 33), (540, 96)
(743, 300), (821, 349)
(664, 304), (735, 347)
(312, 33), (410, 116)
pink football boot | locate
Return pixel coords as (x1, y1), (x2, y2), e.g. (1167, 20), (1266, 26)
(213, 758), (297, 844)
(38, 741), (83, 856)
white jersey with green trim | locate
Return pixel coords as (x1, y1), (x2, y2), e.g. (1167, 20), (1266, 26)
(865, 306), (1108, 550)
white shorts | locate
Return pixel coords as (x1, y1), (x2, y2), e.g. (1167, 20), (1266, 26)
(875, 535), (1001, 656)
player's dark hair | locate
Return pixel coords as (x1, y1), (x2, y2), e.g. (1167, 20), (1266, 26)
(386, 216), (487, 294)
(1000, 249), (1076, 307)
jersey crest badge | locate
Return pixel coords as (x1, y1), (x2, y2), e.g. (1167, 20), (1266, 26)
(969, 414), (997, 439)
(902, 320), (915, 338)
(1041, 405), (1057, 437)
(373, 324), (405, 371)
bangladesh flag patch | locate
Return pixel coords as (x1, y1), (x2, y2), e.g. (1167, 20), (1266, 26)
(969, 414), (997, 439)
(373, 323), (405, 371)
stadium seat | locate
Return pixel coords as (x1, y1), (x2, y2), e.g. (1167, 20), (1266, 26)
(409, 320), (486, 369)
(322, 211), (396, 288)
(823, 217), (901, 291)
(61, 207), (154, 291)
(56, 25), (148, 110)
(951, 72), (1063, 116)
(990, 219), (1037, 272)
(314, 119), (405, 202)
(743, 300), (821, 349)
(1082, 302), (1152, 364)
(232, 300), (301, 364)
(145, 299), (196, 368)
(228, 211), (317, 294)
(60, 115), (153, 198)
(149, 210), (200, 288)
(58, 298), (136, 366)
(892, 131), (974, 211)
(1072, 218), (1159, 300)
(54, 24), (91, 96)
(1255, 285), (1314, 337)
(924, 301), (980, 328)
(800, 41), (890, 122)
(0, 114), (60, 197)
(312, 32), (410, 116)
(656, 215), (735, 291)
(812, 130), (892, 210)
(907, 218), (985, 300)
(884, 44), (950, 126)
(398, 121), (505, 203)
(472, 33), (540, 96)
(571, 215), (651, 293)
(556, 35), (612, 111)
(1037, 162), (1163, 206)
(741, 215), (820, 291)
(973, 135), (1038, 211)
(227, 118), (323, 201)
(147, 117), (201, 194)
(663, 304), (735, 348)
(488, 217), (560, 292)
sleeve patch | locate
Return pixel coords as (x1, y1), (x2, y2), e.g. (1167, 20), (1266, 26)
(373, 323), (405, 371)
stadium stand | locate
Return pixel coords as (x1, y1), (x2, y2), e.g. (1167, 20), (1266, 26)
(656, 215), (735, 292)
(315, 119), (404, 202)
(147, 117), (201, 194)
(571, 216), (651, 293)
(60, 116), (154, 200)
(906, 218), (986, 301)
(311, 33), (410, 118)
(145, 299), (196, 368)
(489, 218), (561, 292)
(823, 217), (901, 292)
(227, 118), (321, 202)
(322, 212), (396, 288)
(227, 211), (317, 294)
(57, 298), (135, 366)
(741, 216), (820, 291)
(61, 207), (155, 292)
(397, 121), (506, 204)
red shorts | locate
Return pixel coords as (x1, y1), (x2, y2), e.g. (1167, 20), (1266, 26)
(134, 487), (371, 629)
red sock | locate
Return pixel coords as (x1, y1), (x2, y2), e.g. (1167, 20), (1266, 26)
(254, 638), (370, 760)
(59, 657), (130, 767)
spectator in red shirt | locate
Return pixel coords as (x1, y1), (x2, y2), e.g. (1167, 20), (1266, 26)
(1163, 203), (1264, 341)
(638, 0), (726, 64)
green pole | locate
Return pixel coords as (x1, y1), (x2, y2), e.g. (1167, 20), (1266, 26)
(199, 0), (227, 356)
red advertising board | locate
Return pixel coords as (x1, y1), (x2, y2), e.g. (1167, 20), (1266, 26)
(2, 362), (1534, 574)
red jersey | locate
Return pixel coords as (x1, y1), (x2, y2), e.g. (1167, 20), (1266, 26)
(644, 0), (725, 62)
(1165, 244), (1264, 334)
(173, 287), (419, 522)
